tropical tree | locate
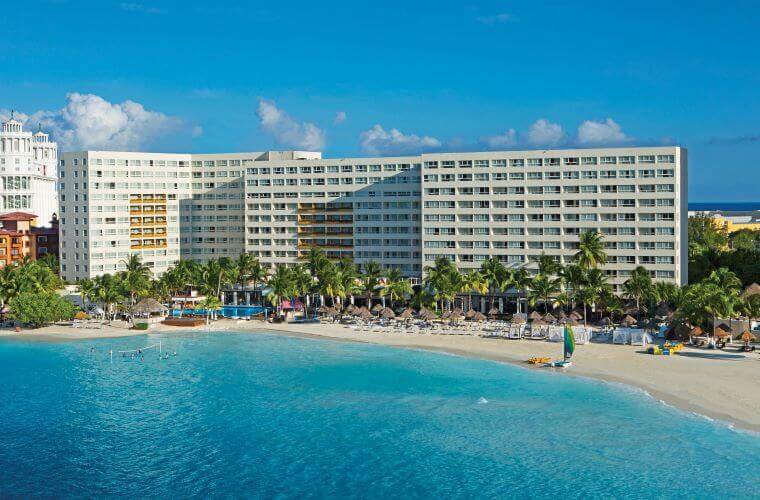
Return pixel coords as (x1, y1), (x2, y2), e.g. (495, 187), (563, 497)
(197, 296), (223, 325)
(362, 260), (383, 310)
(528, 274), (562, 314)
(461, 270), (488, 312)
(95, 274), (125, 323)
(380, 268), (413, 310)
(479, 257), (506, 311)
(290, 263), (314, 317)
(575, 230), (607, 270)
(119, 254), (151, 305)
(266, 265), (294, 315)
(77, 278), (96, 311)
(622, 266), (654, 320)
(426, 256), (460, 311)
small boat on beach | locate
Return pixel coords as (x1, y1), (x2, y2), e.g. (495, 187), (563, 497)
(545, 325), (575, 368)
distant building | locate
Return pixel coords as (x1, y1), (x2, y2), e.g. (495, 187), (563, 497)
(688, 210), (760, 233)
(0, 114), (58, 225)
(0, 212), (59, 267)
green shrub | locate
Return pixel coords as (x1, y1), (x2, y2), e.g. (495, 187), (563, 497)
(132, 322), (149, 331)
(9, 292), (76, 328)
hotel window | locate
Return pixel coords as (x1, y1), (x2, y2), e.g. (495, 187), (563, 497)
(546, 172), (560, 180)
(474, 160), (489, 168)
(458, 160), (472, 168)
(509, 159), (525, 167)
(600, 156), (617, 164)
(527, 172), (542, 180)
(424, 161), (438, 169)
(639, 155), (655, 163)
(509, 173), (524, 180)
(657, 155), (675, 163)
(527, 158), (542, 167)
(620, 170), (636, 178)
(563, 157), (579, 165)
(546, 158), (560, 166)
(492, 159), (507, 167)
(581, 170), (598, 179)
(474, 173), (489, 181)
(563, 186), (580, 193)
(581, 157), (597, 165)
(563, 171), (579, 179)
(657, 169), (674, 177)
(619, 156), (635, 164)
(600, 170), (617, 179)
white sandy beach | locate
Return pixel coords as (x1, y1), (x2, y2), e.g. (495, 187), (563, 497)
(4, 320), (760, 433)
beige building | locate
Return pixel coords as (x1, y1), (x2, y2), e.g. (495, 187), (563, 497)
(58, 146), (687, 290)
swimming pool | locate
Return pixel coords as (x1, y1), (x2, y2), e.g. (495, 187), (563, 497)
(170, 305), (267, 318)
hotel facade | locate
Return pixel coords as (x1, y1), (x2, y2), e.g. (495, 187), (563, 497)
(58, 146), (687, 291)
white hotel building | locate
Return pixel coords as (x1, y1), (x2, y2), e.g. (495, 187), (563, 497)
(58, 146), (687, 291)
(0, 115), (58, 225)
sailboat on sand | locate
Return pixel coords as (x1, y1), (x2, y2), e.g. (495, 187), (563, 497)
(546, 325), (575, 368)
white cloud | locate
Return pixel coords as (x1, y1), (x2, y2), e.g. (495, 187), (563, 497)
(359, 124), (441, 155)
(334, 111), (347, 125)
(527, 119), (565, 146)
(256, 98), (326, 151)
(191, 125), (204, 137)
(480, 128), (517, 149)
(576, 118), (629, 146)
(2, 93), (181, 150)
(476, 13), (515, 25)
(120, 3), (165, 14)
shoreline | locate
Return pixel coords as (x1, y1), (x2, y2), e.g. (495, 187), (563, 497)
(4, 320), (760, 434)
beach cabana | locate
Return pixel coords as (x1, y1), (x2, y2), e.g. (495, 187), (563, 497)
(714, 325), (731, 339)
(529, 311), (543, 321)
(397, 308), (415, 320)
(543, 312), (556, 323)
(74, 311), (88, 320)
(487, 307), (500, 317)
(358, 309), (373, 321)
(133, 298), (168, 316)
(742, 283), (760, 298)
(622, 314), (637, 326)
(344, 304), (357, 314)
(465, 309), (477, 319)
(570, 310), (583, 321)
(471, 311), (487, 322)
(380, 307), (396, 319)
(512, 313), (527, 324)
(440, 310), (451, 320)
(418, 308), (438, 321)
(371, 303), (384, 314)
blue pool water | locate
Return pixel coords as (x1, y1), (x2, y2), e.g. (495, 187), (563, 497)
(1, 332), (759, 498)
(170, 305), (266, 318)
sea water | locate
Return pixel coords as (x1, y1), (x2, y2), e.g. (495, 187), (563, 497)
(1, 332), (758, 498)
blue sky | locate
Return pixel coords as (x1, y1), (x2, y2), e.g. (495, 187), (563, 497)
(1, 0), (759, 201)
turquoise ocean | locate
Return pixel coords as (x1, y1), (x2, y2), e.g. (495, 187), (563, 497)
(1, 332), (758, 498)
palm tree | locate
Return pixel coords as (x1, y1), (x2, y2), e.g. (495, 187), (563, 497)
(120, 254), (151, 305)
(479, 257), (506, 311)
(536, 252), (561, 278)
(461, 270), (488, 312)
(528, 274), (562, 314)
(575, 230), (607, 270)
(197, 296), (222, 325)
(707, 267), (742, 295)
(199, 259), (233, 300)
(362, 260), (382, 310)
(380, 268), (413, 310)
(426, 256), (459, 311)
(290, 263), (314, 317)
(95, 274), (125, 323)
(77, 278), (96, 311)
(267, 265), (294, 315)
(509, 267), (531, 315)
(622, 266), (654, 320)
(584, 268), (610, 325)
(560, 264), (586, 311)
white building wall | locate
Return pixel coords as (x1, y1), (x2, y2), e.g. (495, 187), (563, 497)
(58, 146), (687, 288)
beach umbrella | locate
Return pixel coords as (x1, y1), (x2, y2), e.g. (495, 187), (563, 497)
(354, 306), (370, 317)
(487, 307), (500, 317)
(380, 307), (396, 319)
(317, 305), (329, 314)
(449, 310), (465, 322)
(623, 314), (637, 326)
(714, 325), (731, 339)
(570, 310), (583, 321)
(742, 283), (760, 298)
(568, 317), (581, 326)
(690, 326), (703, 337)
(397, 308), (415, 320)
(451, 307), (464, 317)
(512, 313), (527, 324)
(358, 309), (373, 320)
(557, 310), (568, 321)
(543, 312), (557, 323)
(345, 304), (356, 313)
(418, 308), (438, 321)
(465, 309), (477, 319)
(472, 311), (487, 322)
(74, 311), (88, 320)
(440, 310), (451, 320)
(654, 302), (674, 319)
(529, 311), (543, 321)
(371, 303), (384, 313)
(741, 330), (756, 342)
(597, 317), (612, 326)
(532, 318), (546, 326)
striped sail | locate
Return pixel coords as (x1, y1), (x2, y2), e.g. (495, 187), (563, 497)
(564, 325), (576, 361)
